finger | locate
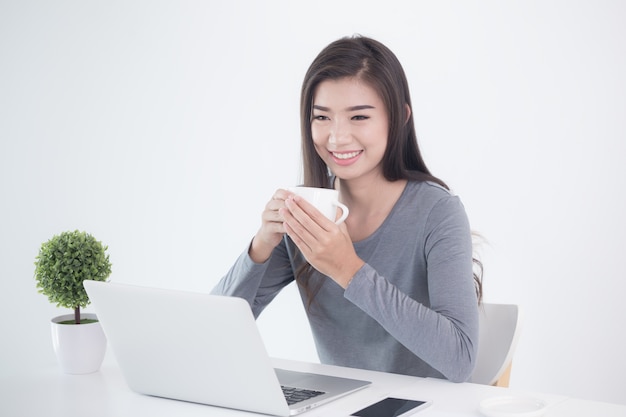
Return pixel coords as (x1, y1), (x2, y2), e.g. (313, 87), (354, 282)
(287, 195), (335, 233)
(272, 188), (295, 202)
(262, 210), (285, 226)
(265, 220), (286, 235)
(282, 200), (327, 254)
(282, 219), (312, 254)
(264, 191), (292, 222)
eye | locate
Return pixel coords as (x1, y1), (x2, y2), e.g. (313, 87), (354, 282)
(312, 114), (329, 121)
(352, 115), (369, 121)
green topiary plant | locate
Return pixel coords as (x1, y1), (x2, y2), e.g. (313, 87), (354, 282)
(34, 230), (112, 324)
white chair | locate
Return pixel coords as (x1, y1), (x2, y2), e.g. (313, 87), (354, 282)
(470, 303), (523, 387)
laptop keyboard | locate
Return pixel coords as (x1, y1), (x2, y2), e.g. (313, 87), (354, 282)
(281, 385), (325, 405)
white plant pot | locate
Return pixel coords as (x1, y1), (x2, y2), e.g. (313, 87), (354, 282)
(51, 313), (107, 374)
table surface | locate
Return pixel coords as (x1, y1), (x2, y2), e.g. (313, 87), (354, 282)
(1, 356), (625, 417)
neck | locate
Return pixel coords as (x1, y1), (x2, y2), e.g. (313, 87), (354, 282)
(336, 174), (407, 242)
(337, 174), (407, 214)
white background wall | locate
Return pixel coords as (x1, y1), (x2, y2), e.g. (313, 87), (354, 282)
(1, 0), (625, 406)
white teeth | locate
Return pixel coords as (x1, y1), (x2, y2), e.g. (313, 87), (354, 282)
(332, 151), (361, 160)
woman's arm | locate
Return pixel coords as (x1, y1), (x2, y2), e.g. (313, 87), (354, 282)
(211, 238), (295, 318)
(344, 197), (479, 382)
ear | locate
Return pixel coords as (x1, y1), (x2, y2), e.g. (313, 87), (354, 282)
(404, 103), (412, 124)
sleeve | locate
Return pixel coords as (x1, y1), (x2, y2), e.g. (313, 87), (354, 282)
(210, 238), (296, 318)
(343, 196), (479, 382)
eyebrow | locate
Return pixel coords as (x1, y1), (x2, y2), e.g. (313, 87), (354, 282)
(313, 104), (376, 112)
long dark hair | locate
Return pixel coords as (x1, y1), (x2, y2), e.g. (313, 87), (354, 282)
(296, 35), (483, 303)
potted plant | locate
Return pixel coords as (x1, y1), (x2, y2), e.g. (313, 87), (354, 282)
(34, 230), (112, 374)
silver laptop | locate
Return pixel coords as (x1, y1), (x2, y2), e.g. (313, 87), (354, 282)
(84, 280), (370, 416)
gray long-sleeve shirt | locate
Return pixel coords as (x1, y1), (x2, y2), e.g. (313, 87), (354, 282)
(212, 181), (479, 382)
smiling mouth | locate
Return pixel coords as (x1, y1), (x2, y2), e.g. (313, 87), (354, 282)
(331, 150), (362, 160)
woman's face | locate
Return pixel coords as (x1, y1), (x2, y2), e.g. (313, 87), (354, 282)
(311, 77), (389, 183)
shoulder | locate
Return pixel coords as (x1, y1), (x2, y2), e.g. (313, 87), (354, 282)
(404, 180), (457, 206)
(402, 181), (468, 223)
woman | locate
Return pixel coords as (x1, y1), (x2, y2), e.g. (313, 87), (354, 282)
(212, 35), (481, 382)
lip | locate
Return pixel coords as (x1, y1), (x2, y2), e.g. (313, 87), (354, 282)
(329, 150), (363, 166)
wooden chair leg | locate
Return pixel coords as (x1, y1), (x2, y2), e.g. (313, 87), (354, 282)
(493, 362), (512, 387)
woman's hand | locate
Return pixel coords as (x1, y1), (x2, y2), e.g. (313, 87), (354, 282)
(249, 189), (293, 263)
(281, 194), (364, 288)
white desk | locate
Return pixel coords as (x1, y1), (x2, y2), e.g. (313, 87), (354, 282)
(1, 357), (624, 417)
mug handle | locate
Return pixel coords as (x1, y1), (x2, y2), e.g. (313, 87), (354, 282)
(333, 201), (349, 224)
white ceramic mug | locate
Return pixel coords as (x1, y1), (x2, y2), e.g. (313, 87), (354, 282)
(287, 186), (349, 224)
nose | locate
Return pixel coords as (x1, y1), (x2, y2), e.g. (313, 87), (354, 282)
(328, 119), (350, 145)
